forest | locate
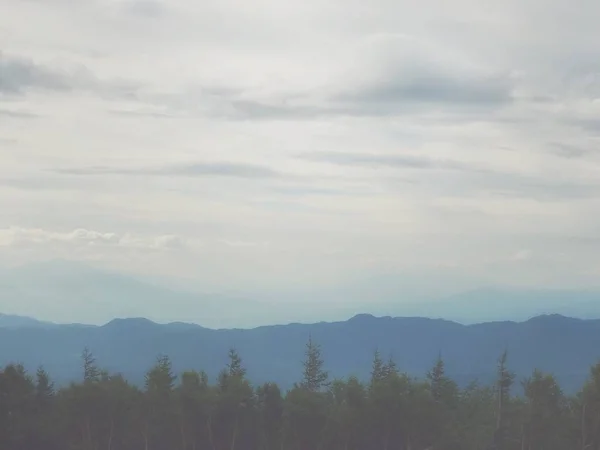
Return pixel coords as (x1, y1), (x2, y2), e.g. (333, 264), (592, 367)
(0, 337), (598, 450)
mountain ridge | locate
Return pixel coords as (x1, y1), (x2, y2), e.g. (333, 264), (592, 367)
(0, 311), (597, 393)
(0, 311), (590, 331)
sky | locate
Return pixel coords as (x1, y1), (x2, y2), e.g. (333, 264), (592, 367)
(2, 0), (600, 322)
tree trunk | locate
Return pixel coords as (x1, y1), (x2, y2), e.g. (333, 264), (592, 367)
(279, 427), (286, 450)
(230, 413), (240, 450)
(582, 403), (587, 450)
(107, 418), (114, 450)
(207, 415), (216, 450)
(180, 421), (187, 450)
(140, 423), (149, 450)
(382, 428), (391, 450)
(497, 387), (503, 430)
(85, 416), (93, 450)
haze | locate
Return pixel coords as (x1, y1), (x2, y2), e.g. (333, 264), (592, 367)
(2, 0), (600, 326)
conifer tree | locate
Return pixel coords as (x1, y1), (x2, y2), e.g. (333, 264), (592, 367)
(227, 348), (247, 378)
(301, 335), (329, 392)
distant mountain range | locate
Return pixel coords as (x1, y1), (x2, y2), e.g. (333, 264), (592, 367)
(0, 260), (270, 328)
(0, 312), (599, 393)
(4, 260), (600, 327)
(397, 287), (600, 323)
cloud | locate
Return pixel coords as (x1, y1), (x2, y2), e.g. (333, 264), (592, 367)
(0, 227), (189, 251)
(270, 185), (378, 197)
(121, 0), (168, 18)
(466, 172), (600, 202)
(324, 34), (514, 117)
(134, 33), (515, 122)
(53, 162), (283, 179)
(0, 108), (39, 118)
(512, 249), (533, 261)
(6, 0), (600, 310)
(298, 151), (600, 202)
(298, 151), (484, 172)
(0, 227), (118, 247)
(333, 69), (513, 116)
(218, 239), (268, 248)
(0, 175), (98, 191)
(0, 138), (17, 145)
(0, 53), (139, 98)
(153, 234), (187, 249)
(148, 71), (513, 122)
(108, 109), (178, 119)
(547, 143), (594, 159)
(156, 162), (281, 178)
(137, 86), (324, 122)
(562, 118), (600, 135)
(0, 53), (71, 94)
(227, 100), (323, 121)
(339, 75), (509, 105)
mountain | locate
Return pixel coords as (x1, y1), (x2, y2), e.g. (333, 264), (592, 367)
(0, 313), (55, 329)
(5, 260), (600, 328)
(0, 312), (598, 393)
(0, 260), (267, 328)
(406, 287), (600, 323)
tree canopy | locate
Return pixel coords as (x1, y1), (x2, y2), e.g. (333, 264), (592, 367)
(0, 340), (598, 450)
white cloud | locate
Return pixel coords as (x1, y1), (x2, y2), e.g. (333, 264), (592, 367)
(0, 227), (190, 251)
(512, 249), (533, 261)
(219, 239), (269, 248)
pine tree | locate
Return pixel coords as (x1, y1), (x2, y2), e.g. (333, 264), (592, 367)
(300, 335), (329, 392)
(145, 354), (176, 394)
(227, 348), (247, 378)
(492, 350), (515, 450)
(370, 350), (386, 384)
(35, 366), (54, 402)
(143, 355), (177, 450)
(382, 355), (398, 379)
(82, 347), (100, 384)
(427, 354), (446, 403)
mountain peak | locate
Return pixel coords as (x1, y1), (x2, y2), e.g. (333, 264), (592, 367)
(103, 317), (158, 329)
(526, 314), (581, 324)
(348, 313), (378, 322)
(0, 313), (55, 329)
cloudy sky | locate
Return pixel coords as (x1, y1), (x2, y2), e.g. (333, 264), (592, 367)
(2, 0), (600, 321)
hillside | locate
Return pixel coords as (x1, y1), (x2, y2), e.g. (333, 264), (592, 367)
(0, 312), (597, 392)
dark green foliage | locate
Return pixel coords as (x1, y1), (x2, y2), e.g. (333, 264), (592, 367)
(227, 348), (247, 379)
(300, 336), (329, 392)
(0, 343), (596, 450)
(256, 382), (284, 450)
(82, 347), (100, 384)
(370, 350), (385, 382)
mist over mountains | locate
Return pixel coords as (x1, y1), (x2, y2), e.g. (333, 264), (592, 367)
(3, 260), (600, 327)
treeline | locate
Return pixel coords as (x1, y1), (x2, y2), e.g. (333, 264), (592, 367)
(1, 338), (599, 450)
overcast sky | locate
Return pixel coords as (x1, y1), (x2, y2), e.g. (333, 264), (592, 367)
(2, 0), (600, 313)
